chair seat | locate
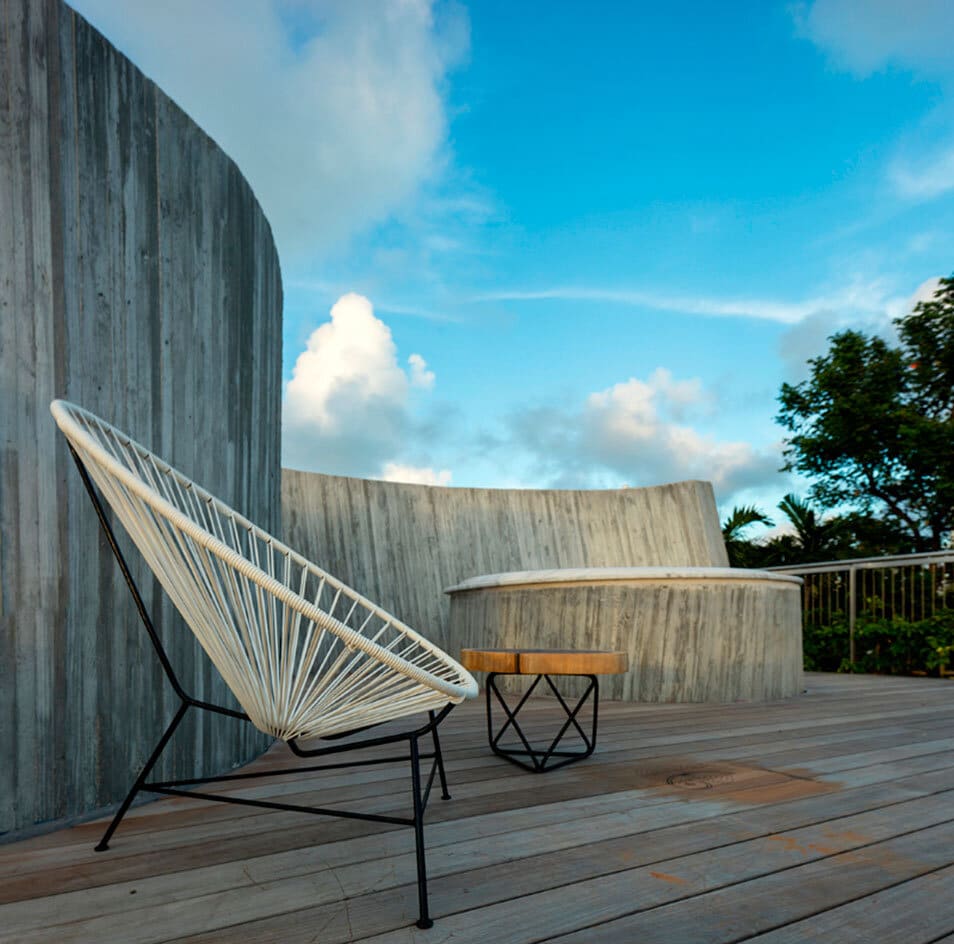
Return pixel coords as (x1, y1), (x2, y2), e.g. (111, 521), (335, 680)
(51, 399), (477, 739)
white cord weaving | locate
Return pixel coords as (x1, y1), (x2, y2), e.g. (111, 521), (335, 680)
(51, 400), (477, 740)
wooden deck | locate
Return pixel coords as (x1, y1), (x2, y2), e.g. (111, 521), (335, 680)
(2, 673), (953, 943)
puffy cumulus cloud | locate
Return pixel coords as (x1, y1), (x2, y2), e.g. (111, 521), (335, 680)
(408, 353), (436, 389)
(282, 293), (437, 475)
(506, 370), (780, 501)
(792, 0), (954, 78)
(284, 294), (406, 428)
(581, 374), (776, 496)
(379, 463), (451, 486)
(70, 0), (467, 262)
(587, 371), (707, 430)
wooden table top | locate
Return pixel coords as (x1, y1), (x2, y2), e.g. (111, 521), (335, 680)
(460, 647), (629, 676)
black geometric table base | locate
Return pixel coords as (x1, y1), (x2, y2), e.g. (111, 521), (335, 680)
(485, 672), (599, 773)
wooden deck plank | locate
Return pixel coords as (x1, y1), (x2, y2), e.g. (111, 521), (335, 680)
(164, 772), (954, 944)
(546, 825), (954, 944)
(9, 694), (951, 855)
(0, 723), (933, 886)
(8, 763), (953, 942)
(3, 711), (949, 872)
(13, 781), (954, 944)
(7, 734), (951, 901)
(344, 802), (954, 944)
(741, 863), (954, 944)
(0, 673), (951, 942)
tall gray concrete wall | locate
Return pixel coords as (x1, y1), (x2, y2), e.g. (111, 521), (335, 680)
(281, 470), (729, 649)
(0, 0), (282, 838)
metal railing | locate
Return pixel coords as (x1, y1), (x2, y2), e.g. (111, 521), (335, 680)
(769, 551), (954, 665)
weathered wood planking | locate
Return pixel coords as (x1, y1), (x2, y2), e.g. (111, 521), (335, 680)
(0, 0), (282, 838)
(546, 824), (954, 944)
(0, 674), (953, 943)
(740, 864), (954, 943)
(281, 470), (729, 653)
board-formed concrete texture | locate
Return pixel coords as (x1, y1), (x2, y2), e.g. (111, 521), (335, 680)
(282, 470), (730, 649)
(281, 470), (802, 704)
(446, 568), (804, 702)
(0, 0), (282, 837)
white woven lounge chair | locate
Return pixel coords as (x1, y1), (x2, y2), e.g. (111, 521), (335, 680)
(51, 399), (477, 929)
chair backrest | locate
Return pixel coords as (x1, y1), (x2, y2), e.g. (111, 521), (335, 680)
(51, 400), (476, 740)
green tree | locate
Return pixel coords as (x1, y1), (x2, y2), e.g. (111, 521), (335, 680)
(734, 494), (851, 567)
(721, 505), (773, 566)
(835, 511), (917, 558)
(775, 493), (847, 561)
(777, 276), (954, 551)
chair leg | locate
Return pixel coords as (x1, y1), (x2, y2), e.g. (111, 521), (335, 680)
(409, 734), (433, 929)
(95, 701), (189, 851)
(428, 710), (451, 800)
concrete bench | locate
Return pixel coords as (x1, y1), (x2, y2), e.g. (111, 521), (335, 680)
(447, 567), (803, 703)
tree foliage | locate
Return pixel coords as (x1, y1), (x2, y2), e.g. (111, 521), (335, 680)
(721, 504), (773, 544)
(777, 276), (954, 551)
(775, 492), (846, 561)
(721, 505), (774, 567)
(722, 494), (917, 568)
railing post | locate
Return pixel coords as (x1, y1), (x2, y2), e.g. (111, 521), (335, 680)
(768, 550), (954, 674)
(848, 565), (857, 666)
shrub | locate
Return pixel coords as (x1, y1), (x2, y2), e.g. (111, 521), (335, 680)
(803, 610), (954, 676)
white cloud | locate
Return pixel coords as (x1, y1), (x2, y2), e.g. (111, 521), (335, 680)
(285, 293), (407, 429)
(70, 0), (467, 262)
(471, 279), (898, 325)
(888, 276), (944, 318)
(408, 353), (436, 389)
(778, 308), (856, 380)
(793, 1), (954, 214)
(586, 371), (707, 434)
(379, 463), (451, 486)
(282, 293), (437, 475)
(581, 374), (775, 494)
(890, 145), (954, 201)
(779, 275), (945, 379)
(793, 0), (954, 78)
(506, 370), (780, 500)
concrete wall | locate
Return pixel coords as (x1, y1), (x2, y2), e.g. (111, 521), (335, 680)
(0, 0), (282, 838)
(281, 470), (729, 650)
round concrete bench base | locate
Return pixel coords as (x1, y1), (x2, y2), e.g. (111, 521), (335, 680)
(446, 568), (803, 704)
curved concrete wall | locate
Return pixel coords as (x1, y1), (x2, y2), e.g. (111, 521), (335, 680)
(281, 469), (729, 651)
(0, 0), (282, 837)
(447, 569), (804, 702)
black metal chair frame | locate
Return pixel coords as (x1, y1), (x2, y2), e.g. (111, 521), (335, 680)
(71, 445), (453, 929)
(485, 671), (599, 773)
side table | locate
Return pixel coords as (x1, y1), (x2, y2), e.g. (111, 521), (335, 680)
(459, 648), (628, 773)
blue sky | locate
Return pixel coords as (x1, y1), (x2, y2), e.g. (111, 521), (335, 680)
(73, 0), (954, 526)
